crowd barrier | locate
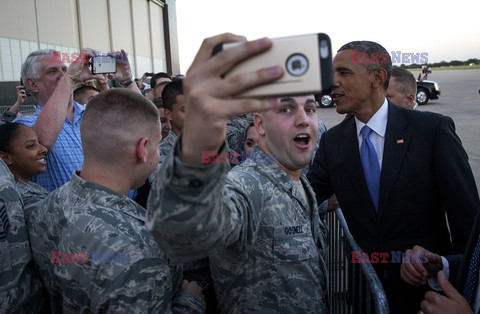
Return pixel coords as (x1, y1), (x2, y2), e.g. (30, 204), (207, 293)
(0, 105), (37, 116)
(326, 208), (389, 314)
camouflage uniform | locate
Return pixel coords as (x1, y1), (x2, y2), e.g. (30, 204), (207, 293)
(147, 141), (328, 313)
(227, 113), (253, 157)
(158, 130), (217, 311)
(150, 130), (178, 184)
(160, 130), (178, 163)
(28, 173), (205, 313)
(14, 177), (48, 221)
(0, 160), (47, 313)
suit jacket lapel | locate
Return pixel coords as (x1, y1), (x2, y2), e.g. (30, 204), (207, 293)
(377, 102), (410, 222)
(341, 116), (378, 221)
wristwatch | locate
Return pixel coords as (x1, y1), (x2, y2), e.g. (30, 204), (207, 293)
(118, 79), (134, 88)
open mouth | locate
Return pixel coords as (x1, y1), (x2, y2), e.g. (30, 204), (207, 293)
(36, 157), (46, 165)
(294, 134), (311, 148)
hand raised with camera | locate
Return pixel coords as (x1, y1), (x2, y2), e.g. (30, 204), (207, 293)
(181, 33), (284, 164)
(96, 74), (110, 91)
(16, 85), (27, 104)
(107, 49), (133, 83)
(67, 48), (105, 83)
(5, 85), (27, 118)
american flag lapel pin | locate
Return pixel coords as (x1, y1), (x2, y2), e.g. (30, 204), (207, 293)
(396, 138), (404, 144)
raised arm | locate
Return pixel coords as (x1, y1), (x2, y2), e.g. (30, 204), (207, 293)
(146, 33), (283, 261)
(26, 49), (104, 150)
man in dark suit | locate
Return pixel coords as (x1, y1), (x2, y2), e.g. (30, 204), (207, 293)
(307, 40), (479, 313)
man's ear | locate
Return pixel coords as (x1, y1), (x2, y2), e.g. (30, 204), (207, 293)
(25, 78), (38, 94)
(254, 113), (266, 136)
(406, 93), (415, 102)
(164, 109), (172, 120)
(0, 151), (12, 165)
(135, 137), (148, 163)
(372, 68), (387, 89)
(406, 93), (416, 107)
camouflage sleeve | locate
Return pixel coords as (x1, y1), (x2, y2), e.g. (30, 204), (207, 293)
(171, 290), (206, 314)
(159, 132), (177, 165)
(159, 140), (173, 165)
(147, 136), (263, 263)
(92, 259), (204, 313)
(0, 161), (47, 313)
(226, 114), (253, 156)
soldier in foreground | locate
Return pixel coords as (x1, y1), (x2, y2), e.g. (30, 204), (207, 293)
(147, 33), (327, 313)
(0, 159), (47, 312)
(28, 89), (205, 313)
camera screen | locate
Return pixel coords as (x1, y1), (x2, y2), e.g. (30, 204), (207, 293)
(91, 55), (116, 74)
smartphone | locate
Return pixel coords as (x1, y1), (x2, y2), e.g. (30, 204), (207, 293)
(91, 55), (117, 74)
(19, 79), (31, 97)
(212, 33), (333, 98)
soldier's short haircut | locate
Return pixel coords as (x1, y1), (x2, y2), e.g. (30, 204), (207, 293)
(81, 89), (159, 163)
(391, 67), (417, 95)
(73, 85), (100, 101)
(338, 41), (392, 90)
(152, 97), (164, 109)
(161, 80), (183, 111)
(150, 72), (171, 89)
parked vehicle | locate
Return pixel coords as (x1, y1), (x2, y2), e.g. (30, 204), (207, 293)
(317, 80), (441, 108)
(416, 80), (440, 105)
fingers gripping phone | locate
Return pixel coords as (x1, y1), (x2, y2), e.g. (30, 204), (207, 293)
(19, 78), (31, 97)
(212, 33), (333, 98)
(91, 55), (117, 74)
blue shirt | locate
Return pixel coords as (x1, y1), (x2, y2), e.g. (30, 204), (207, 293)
(15, 103), (84, 192)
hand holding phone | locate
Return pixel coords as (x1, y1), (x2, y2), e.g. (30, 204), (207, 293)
(91, 54), (117, 74)
(19, 79), (31, 97)
(104, 49), (134, 84)
(212, 33), (333, 98)
(67, 48), (107, 83)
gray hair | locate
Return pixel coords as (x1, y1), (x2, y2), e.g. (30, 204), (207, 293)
(338, 41), (392, 90)
(21, 49), (56, 94)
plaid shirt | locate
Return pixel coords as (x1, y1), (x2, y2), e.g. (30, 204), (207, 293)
(15, 103), (84, 192)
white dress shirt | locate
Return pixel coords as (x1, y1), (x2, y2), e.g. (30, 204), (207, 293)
(354, 98), (389, 170)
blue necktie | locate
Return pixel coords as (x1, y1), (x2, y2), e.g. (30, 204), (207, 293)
(360, 126), (380, 211)
(464, 236), (480, 306)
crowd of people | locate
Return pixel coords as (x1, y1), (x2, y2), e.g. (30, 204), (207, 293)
(1, 34), (479, 314)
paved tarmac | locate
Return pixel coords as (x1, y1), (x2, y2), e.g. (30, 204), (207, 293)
(317, 69), (480, 191)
